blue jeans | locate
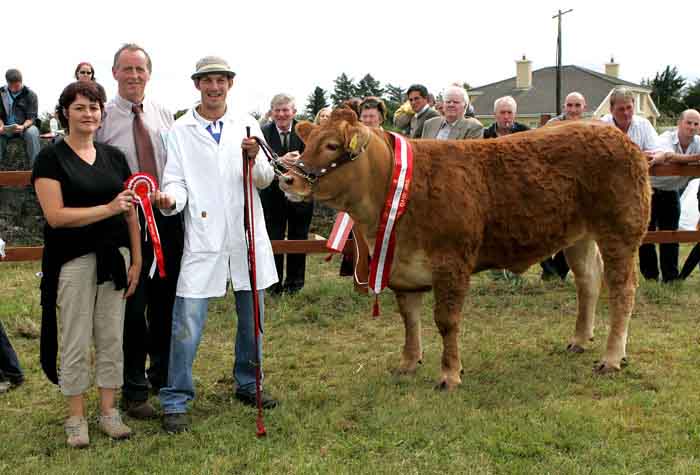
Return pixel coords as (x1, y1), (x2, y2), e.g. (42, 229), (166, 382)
(0, 320), (23, 384)
(159, 290), (265, 415)
(0, 126), (41, 164)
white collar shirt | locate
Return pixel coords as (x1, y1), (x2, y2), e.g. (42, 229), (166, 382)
(436, 119), (459, 140)
(652, 129), (700, 190)
(600, 114), (659, 152)
(96, 94), (174, 182)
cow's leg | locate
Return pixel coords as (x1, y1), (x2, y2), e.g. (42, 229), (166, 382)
(432, 265), (469, 391)
(595, 242), (638, 373)
(563, 239), (603, 353)
(394, 291), (425, 375)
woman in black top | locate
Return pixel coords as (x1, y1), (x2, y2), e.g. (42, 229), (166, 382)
(32, 81), (141, 447)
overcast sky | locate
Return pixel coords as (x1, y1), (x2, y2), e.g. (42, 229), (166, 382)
(5, 0), (698, 117)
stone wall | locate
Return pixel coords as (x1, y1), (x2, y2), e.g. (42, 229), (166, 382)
(0, 139), (44, 246)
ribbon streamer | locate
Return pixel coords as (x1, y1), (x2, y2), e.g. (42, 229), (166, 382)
(125, 172), (166, 279)
(367, 132), (414, 312)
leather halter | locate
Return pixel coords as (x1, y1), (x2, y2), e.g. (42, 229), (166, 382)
(252, 134), (367, 186)
(292, 145), (366, 185)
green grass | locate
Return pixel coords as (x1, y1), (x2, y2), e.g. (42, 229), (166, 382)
(2, 250), (700, 474)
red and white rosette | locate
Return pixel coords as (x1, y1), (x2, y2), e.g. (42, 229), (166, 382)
(125, 172), (166, 279)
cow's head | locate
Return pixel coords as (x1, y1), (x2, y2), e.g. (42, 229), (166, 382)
(280, 107), (373, 203)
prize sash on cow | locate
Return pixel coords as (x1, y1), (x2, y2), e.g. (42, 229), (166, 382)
(326, 212), (354, 253)
(125, 172), (166, 278)
(368, 132), (413, 297)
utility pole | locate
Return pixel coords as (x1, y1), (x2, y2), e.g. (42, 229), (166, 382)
(553, 8), (573, 116)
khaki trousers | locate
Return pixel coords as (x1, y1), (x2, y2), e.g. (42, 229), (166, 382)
(57, 249), (129, 396)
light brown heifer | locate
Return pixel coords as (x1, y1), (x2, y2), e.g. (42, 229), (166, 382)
(281, 108), (651, 390)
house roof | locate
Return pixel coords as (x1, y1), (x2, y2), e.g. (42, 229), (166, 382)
(469, 64), (650, 117)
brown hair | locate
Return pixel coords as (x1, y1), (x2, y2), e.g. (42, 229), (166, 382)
(74, 62), (96, 81)
(56, 81), (105, 131)
(359, 96), (386, 122)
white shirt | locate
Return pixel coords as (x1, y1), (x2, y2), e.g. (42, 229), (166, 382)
(161, 107), (277, 298)
(600, 114), (659, 152)
(652, 129), (700, 191)
(96, 95), (174, 183)
(436, 120), (458, 140)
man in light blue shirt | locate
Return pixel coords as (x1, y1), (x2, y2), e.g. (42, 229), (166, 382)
(0, 69), (40, 165)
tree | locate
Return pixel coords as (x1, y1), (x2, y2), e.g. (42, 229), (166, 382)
(305, 86), (329, 119)
(355, 73), (383, 98)
(383, 84), (404, 104)
(643, 66), (686, 117)
(683, 79), (700, 111)
(331, 73), (356, 106)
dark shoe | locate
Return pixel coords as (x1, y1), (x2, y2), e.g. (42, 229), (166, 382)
(267, 284), (283, 296)
(121, 398), (157, 419)
(235, 389), (278, 409)
(283, 285), (303, 295)
(162, 413), (190, 434)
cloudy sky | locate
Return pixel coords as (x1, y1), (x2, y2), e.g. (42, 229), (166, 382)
(5, 0), (698, 116)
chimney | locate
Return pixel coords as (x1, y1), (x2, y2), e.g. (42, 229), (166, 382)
(605, 57), (619, 78)
(516, 55), (532, 90)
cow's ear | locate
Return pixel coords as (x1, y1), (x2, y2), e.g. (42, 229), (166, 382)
(343, 123), (371, 155)
(331, 107), (358, 124)
(295, 121), (315, 143)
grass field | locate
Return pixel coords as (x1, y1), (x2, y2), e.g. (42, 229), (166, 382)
(2, 251), (700, 475)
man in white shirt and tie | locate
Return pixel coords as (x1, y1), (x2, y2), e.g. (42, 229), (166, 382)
(96, 43), (184, 419)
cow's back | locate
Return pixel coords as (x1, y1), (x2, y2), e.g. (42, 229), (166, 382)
(400, 121), (650, 272)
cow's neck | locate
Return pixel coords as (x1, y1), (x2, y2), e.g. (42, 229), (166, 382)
(328, 136), (395, 244)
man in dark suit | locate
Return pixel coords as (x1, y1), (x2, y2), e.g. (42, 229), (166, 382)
(261, 94), (312, 294)
(482, 96), (530, 138)
(406, 84), (440, 138)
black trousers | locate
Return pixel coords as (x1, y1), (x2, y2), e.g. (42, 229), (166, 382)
(260, 180), (314, 291)
(122, 212), (183, 401)
(540, 251), (569, 280)
(639, 188), (680, 282)
(0, 320), (23, 384)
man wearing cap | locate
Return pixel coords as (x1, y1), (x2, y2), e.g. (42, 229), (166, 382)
(96, 43), (184, 419)
(152, 56), (279, 433)
(0, 68), (40, 165)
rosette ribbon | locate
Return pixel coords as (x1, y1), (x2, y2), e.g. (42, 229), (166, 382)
(125, 172), (166, 278)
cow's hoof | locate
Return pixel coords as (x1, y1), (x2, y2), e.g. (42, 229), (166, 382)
(566, 343), (585, 354)
(434, 377), (460, 391)
(593, 361), (621, 374)
(434, 380), (449, 391)
(620, 357), (629, 367)
(392, 360), (422, 376)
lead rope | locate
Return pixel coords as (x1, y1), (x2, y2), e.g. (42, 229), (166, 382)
(243, 127), (266, 437)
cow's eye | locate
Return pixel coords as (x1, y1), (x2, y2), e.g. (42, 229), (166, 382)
(326, 143), (339, 151)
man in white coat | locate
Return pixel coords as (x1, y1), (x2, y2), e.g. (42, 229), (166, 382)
(153, 56), (278, 433)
